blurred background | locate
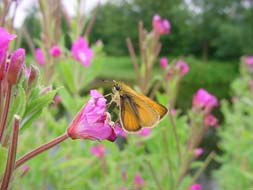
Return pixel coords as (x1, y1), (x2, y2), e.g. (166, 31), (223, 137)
(0, 0), (253, 190)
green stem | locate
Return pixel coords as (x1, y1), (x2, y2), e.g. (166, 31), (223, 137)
(1, 115), (20, 190)
(168, 109), (181, 164)
(162, 129), (174, 189)
(0, 84), (12, 143)
(15, 132), (69, 169)
(144, 159), (163, 190)
(191, 151), (215, 183)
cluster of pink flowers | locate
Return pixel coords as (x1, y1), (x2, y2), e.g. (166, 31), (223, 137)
(192, 88), (219, 127)
(152, 14), (171, 35)
(159, 57), (189, 79)
(0, 28), (25, 85)
(35, 45), (62, 65)
(243, 55), (253, 65)
(193, 89), (218, 111)
(67, 90), (116, 141)
(35, 37), (94, 67)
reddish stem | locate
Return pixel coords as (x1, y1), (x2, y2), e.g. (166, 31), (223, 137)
(0, 115), (20, 190)
(15, 132), (69, 169)
(0, 84), (12, 142)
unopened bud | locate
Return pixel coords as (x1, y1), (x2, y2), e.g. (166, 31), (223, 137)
(28, 64), (39, 88)
(7, 48), (25, 85)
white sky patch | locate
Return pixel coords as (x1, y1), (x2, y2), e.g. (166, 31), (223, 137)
(12, 0), (108, 28)
(184, 0), (202, 14)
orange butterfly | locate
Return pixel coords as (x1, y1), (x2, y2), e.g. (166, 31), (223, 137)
(111, 81), (168, 132)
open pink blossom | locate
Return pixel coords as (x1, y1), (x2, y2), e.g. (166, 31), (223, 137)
(176, 60), (189, 76)
(137, 128), (151, 137)
(190, 183), (202, 190)
(160, 57), (168, 69)
(50, 45), (62, 57)
(152, 14), (171, 35)
(114, 124), (128, 138)
(193, 88), (218, 111)
(204, 114), (218, 127)
(90, 144), (105, 158)
(134, 173), (145, 186)
(35, 48), (46, 65)
(67, 90), (116, 141)
(194, 148), (204, 157)
(71, 37), (94, 67)
(243, 55), (253, 65)
(0, 27), (16, 63)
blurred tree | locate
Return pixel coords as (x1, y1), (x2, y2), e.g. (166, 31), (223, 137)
(90, 0), (252, 60)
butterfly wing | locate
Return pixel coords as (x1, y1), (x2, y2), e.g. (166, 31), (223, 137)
(140, 95), (168, 119)
(120, 94), (160, 132)
(120, 95), (141, 132)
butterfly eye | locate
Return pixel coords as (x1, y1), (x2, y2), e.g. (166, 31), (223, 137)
(115, 85), (121, 91)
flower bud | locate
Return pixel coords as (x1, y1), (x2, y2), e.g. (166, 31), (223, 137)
(27, 65), (39, 88)
(7, 48), (25, 85)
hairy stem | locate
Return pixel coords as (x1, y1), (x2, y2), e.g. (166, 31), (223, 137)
(0, 84), (12, 142)
(1, 115), (20, 190)
(15, 132), (69, 169)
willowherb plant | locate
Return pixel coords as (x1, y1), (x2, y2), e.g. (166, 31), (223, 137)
(214, 55), (253, 190)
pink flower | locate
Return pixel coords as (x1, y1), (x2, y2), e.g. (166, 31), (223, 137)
(50, 45), (62, 57)
(0, 27), (16, 63)
(190, 183), (202, 190)
(54, 95), (61, 104)
(71, 37), (94, 67)
(194, 148), (204, 157)
(134, 173), (145, 186)
(193, 88), (218, 111)
(90, 144), (105, 158)
(114, 124), (128, 138)
(67, 90), (116, 141)
(244, 55), (253, 65)
(121, 171), (127, 181)
(137, 128), (151, 137)
(169, 108), (176, 116)
(152, 14), (171, 35)
(35, 48), (46, 65)
(160, 57), (168, 69)
(176, 60), (189, 76)
(204, 114), (218, 127)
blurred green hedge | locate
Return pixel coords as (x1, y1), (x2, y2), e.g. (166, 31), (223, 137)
(100, 56), (238, 110)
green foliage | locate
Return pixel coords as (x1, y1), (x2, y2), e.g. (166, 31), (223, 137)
(90, 0), (253, 59)
(214, 61), (253, 189)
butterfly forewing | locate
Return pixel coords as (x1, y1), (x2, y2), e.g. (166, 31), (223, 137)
(120, 96), (141, 132)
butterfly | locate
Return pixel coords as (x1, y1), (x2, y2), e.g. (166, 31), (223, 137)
(111, 81), (168, 132)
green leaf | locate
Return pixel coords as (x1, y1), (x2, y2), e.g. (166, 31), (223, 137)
(20, 88), (58, 130)
(6, 85), (26, 128)
(57, 60), (77, 94)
